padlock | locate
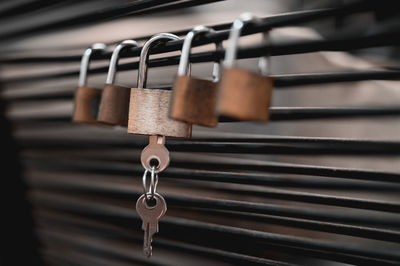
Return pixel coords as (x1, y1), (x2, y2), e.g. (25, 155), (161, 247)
(216, 14), (273, 122)
(170, 25), (222, 127)
(127, 33), (192, 138)
(97, 40), (139, 126)
(73, 43), (108, 124)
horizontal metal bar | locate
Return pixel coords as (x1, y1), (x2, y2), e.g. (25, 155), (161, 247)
(267, 107), (400, 120)
(24, 154), (400, 185)
(15, 130), (400, 145)
(188, 135), (400, 144)
(18, 133), (400, 156)
(213, 186), (400, 213)
(5, 70), (400, 91)
(10, 106), (400, 123)
(9, 121), (400, 147)
(174, 160), (400, 184)
(193, 209), (400, 244)
(273, 70), (400, 87)
(27, 164), (400, 192)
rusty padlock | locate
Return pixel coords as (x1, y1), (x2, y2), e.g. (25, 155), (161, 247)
(127, 33), (192, 138)
(97, 40), (139, 126)
(216, 13), (273, 122)
(170, 25), (222, 127)
(73, 43), (108, 124)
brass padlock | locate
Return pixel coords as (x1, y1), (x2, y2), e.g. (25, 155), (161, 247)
(127, 33), (192, 138)
(170, 25), (222, 127)
(217, 14), (273, 122)
(73, 43), (108, 124)
(97, 40), (139, 126)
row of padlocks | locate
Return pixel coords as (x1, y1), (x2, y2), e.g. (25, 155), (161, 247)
(73, 13), (273, 137)
(72, 13), (273, 257)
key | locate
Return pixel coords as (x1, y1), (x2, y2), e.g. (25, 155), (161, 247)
(141, 135), (170, 173)
(136, 192), (167, 257)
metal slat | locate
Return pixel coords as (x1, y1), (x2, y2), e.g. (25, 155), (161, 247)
(9, 106), (400, 122)
(18, 134), (400, 156)
(25, 154), (400, 184)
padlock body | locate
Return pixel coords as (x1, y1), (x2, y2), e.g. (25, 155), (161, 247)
(170, 76), (218, 127)
(72, 86), (103, 124)
(128, 87), (191, 137)
(217, 67), (273, 121)
(97, 83), (130, 126)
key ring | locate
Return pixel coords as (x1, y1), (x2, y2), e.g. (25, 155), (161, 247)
(142, 166), (159, 200)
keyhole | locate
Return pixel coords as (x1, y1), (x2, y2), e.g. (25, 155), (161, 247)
(146, 197), (157, 208)
(149, 158), (160, 168)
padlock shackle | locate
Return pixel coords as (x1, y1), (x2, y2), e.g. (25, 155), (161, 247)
(138, 33), (182, 89)
(258, 32), (271, 76)
(224, 13), (271, 76)
(223, 13), (255, 69)
(78, 43), (107, 87)
(213, 42), (223, 82)
(106, 40), (139, 84)
(178, 25), (221, 81)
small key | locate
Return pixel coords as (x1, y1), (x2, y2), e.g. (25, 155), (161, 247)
(141, 135), (170, 173)
(136, 192), (167, 257)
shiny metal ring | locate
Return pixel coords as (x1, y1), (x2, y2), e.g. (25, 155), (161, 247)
(142, 166), (158, 199)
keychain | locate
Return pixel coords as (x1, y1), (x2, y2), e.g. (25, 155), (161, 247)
(170, 25), (222, 127)
(97, 40), (139, 126)
(128, 33), (191, 257)
(136, 162), (167, 257)
(217, 13), (273, 121)
(73, 43), (108, 124)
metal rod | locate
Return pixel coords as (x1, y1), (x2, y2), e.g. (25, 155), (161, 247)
(25, 155), (400, 185)
(17, 135), (400, 156)
(26, 163), (400, 192)
(10, 106), (400, 123)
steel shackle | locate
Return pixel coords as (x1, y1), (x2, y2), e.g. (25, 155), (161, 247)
(223, 13), (270, 75)
(78, 43), (107, 86)
(106, 40), (139, 84)
(177, 25), (222, 82)
(137, 33), (190, 89)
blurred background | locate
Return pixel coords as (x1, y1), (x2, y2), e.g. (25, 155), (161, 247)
(1, 0), (400, 265)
